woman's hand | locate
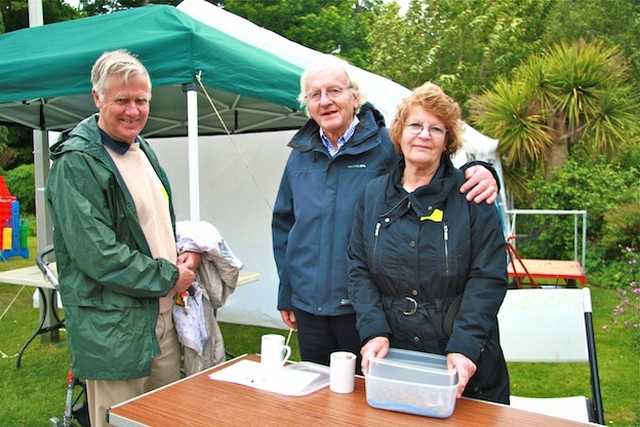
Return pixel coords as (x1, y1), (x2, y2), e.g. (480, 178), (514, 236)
(360, 336), (390, 373)
(447, 352), (477, 398)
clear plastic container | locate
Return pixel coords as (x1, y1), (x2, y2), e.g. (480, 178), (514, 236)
(364, 348), (458, 418)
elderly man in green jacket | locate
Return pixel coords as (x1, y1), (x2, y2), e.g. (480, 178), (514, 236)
(45, 50), (197, 427)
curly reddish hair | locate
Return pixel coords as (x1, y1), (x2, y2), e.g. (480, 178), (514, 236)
(389, 82), (463, 157)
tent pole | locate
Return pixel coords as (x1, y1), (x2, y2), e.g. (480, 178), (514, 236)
(33, 129), (59, 344)
(183, 83), (200, 221)
(28, 0), (44, 27)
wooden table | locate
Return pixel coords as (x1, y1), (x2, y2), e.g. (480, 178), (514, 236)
(0, 263), (259, 367)
(508, 259), (587, 287)
(108, 354), (596, 427)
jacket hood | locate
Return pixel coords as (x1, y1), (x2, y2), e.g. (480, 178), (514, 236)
(381, 157), (459, 220)
(287, 102), (386, 153)
(49, 114), (106, 161)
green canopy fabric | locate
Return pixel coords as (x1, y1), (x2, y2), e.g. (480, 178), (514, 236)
(0, 4), (307, 136)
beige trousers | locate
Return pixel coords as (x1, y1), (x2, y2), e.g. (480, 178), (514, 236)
(86, 310), (181, 427)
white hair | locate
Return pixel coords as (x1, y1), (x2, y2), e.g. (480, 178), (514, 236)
(298, 54), (368, 117)
(91, 49), (151, 102)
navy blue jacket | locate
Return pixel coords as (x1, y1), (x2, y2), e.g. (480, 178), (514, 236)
(272, 103), (399, 316)
(347, 158), (510, 403)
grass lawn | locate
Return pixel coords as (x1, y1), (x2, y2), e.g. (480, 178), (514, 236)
(0, 238), (638, 426)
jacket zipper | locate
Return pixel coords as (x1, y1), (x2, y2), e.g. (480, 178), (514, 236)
(443, 222), (450, 274)
(372, 222), (381, 271)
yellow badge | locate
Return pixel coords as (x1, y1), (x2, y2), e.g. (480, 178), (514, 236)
(162, 187), (169, 200)
(420, 209), (443, 222)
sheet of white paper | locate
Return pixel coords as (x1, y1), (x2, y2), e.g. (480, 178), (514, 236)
(208, 359), (329, 396)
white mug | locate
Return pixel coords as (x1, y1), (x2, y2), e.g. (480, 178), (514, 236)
(260, 334), (292, 372)
(329, 351), (356, 393)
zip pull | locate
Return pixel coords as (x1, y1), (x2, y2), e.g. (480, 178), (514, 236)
(443, 223), (450, 274)
(375, 222), (381, 237)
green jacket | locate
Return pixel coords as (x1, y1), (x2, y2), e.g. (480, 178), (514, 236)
(45, 114), (179, 380)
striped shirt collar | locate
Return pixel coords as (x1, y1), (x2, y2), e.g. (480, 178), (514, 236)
(319, 115), (360, 157)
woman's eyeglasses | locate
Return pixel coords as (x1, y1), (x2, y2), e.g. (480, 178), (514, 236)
(404, 122), (447, 138)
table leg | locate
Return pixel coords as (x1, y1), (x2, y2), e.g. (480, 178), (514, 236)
(41, 288), (61, 343)
(16, 287), (65, 368)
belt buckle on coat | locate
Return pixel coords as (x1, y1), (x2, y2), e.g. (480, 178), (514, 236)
(403, 296), (418, 316)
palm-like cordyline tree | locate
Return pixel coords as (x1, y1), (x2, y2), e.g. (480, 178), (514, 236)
(470, 39), (638, 203)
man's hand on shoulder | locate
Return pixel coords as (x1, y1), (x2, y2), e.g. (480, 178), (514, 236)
(460, 165), (498, 205)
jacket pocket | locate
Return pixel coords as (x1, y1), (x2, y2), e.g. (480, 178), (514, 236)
(440, 222), (458, 277)
(465, 337), (506, 395)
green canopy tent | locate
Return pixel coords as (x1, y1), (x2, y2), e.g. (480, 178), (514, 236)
(0, 4), (307, 136)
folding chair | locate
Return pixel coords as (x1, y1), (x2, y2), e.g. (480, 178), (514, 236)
(497, 288), (605, 424)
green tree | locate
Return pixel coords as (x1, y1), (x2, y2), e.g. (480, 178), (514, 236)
(0, 0), (82, 170)
(542, 0), (640, 85)
(222, 0), (382, 68)
(470, 40), (638, 198)
(367, 0), (552, 113)
(4, 163), (35, 215)
(79, 0), (182, 16)
(0, 126), (14, 169)
(0, 0), (81, 32)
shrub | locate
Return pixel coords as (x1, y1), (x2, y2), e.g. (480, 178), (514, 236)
(21, 214), (37, 237)
(4, 163), (35, 215)
(517, 155), (639, 260)
(599, 200), (640, 252)
(602, 246), (640, 354)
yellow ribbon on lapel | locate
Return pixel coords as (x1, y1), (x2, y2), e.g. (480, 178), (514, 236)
(420, 208), (443, 222)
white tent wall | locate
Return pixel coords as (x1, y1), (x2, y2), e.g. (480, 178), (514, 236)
(453, 125), (510, 229)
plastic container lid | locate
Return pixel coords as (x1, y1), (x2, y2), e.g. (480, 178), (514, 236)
(364, 348), (458, 418)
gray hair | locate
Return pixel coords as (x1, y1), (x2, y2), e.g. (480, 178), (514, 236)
(91, 49), (152, 102)
(298, 54), (368, 117)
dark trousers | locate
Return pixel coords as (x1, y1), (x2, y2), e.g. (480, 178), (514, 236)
(293, 308), (362, 373)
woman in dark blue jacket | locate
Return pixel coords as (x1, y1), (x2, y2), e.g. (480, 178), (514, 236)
(347, 82), (510, 404)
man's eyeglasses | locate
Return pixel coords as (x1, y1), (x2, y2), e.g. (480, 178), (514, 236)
(305, 86), (352, 103)
(404, 123), (447, 138)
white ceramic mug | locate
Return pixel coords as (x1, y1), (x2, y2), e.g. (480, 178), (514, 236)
(329, 351), (356, 393)
(260, 334), (292, 372)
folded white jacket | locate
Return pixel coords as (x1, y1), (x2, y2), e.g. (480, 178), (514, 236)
(173, 220), (243, 376)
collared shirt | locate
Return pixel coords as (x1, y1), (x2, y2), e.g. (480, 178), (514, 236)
(99, 128), (139, 154)
(320, 116), (360, 157)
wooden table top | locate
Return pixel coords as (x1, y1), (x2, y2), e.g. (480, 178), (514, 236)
(508, 258), (587, 285)
(108, 354), (595, 427)
(0, 263), (259, 289)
